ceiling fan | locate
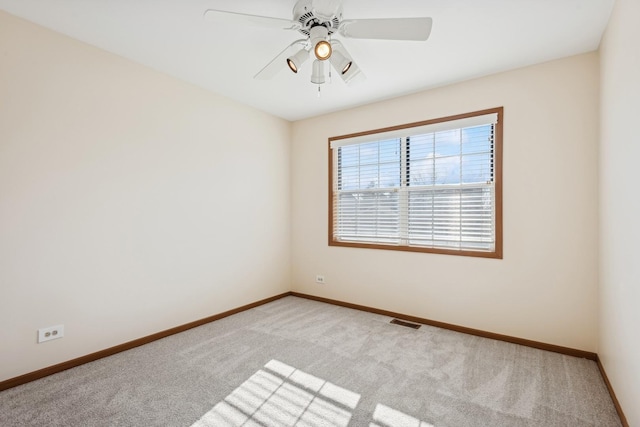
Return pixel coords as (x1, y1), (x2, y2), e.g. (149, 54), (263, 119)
(204, 0), (432, 89)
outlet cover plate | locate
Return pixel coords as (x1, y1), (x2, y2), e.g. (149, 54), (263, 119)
(38, 324), (64, 343)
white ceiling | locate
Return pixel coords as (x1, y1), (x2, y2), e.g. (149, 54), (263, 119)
(0, 0), (614, 121)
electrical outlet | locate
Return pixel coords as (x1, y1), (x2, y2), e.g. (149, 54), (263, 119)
(315, 275), (325, 284)
(38, 324), (64, 343)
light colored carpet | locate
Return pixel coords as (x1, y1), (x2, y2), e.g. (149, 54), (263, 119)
(0, 296), (622, 426)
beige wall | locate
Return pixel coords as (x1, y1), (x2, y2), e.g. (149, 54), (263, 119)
(292, 53), (600, 352)
(599, 0), (640, 424)
(0, 11), (291, 382)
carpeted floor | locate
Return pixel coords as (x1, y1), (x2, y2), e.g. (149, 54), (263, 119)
(0, 296), (622, 426)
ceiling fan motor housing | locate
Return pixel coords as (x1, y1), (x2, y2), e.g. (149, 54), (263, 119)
(293, 0), (343, 37)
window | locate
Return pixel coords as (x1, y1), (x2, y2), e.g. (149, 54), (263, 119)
(328, 107), (503, 258)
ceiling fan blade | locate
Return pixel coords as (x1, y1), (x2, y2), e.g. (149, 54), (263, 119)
(339, 17), (433, 41)
(254, 40), (308, 80)
(204, 9), (300, 30)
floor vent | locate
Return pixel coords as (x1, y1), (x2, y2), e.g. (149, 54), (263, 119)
(390, 319), (421, 329)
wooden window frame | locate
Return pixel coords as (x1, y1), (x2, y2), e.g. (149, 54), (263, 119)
(328, 107), (503, 259)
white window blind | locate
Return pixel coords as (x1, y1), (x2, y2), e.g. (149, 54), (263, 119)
(330, 109), (501, 256)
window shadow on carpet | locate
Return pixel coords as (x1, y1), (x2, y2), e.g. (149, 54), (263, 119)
(191, 359), (433, 427)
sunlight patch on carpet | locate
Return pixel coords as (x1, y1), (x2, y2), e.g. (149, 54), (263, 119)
(191, 359), (360, 426)
(371, 403), (434, 427)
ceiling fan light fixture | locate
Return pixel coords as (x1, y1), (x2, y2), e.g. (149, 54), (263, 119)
(329, 48), (352, 75)
(286, 47), (310, 73)
(309, 25), (332, 61)
(311, 60), (326, 85)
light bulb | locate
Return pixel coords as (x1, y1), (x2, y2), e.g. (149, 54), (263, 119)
(314, 40), (332, 61)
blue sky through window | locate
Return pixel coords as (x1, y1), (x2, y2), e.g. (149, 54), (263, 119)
(338, 124), (493, 190)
